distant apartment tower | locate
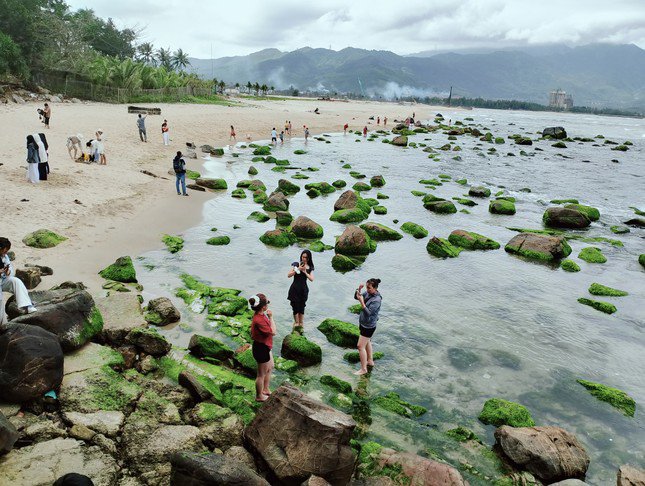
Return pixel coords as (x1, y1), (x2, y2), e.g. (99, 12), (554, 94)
(549, 89), (573, 110)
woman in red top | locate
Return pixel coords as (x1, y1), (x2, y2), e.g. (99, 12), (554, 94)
(249, 293), (276, 402)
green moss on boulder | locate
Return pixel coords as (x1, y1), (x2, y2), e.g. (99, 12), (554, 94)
(332, 179), (347, 188)
(188, 334), (234, 361)
(343, 351), (384, 363)
(196, 178), (228, 190)
(373, 205), (387, 215)
(446, 426), (481, 443)
(543, 207), (591, 229)
(276, 179), (300, 195)
(579, 247), (607, 263)
(331, 254), (362, 272)
(489, 199), (516, 215)
(318, 318), (360, 347)
(248, 166), (258, 175)
(162, 234), (184, 253)
(253, 145), (271, 156)
(99, 256), (137, 283)
(370, 175), (385, 187)
(281, 332), (322, 366)
(276, 211), (293, 226)
(206, 236), (230, 246)
(578, 298), (616, 314)
(640, 254), (645, 269)
(478, 398), (535, 427)
(561, 259), (581, 272)
(577, 379), (635, 416)
(448, 230), (500, 250)
(401, 222), (428, 239)
(247, 211), (270, 222)
(360, 222), (402, 241)
(589, 283), (628, 297)
(330, 207), (368, 224)
(22, 229), (67, 248)
(551, 198), (578, 204)
(424, 200), (457, 214)
(259, 229), (296, 248)
(353, 182), (371, 192)
(320, 374), (352, 394)
(426, 237), (462, 258)
(565, 203), (600, 221)
(374, 392), (427, 418)
(231, 188), (246, 198)
(304, 182), (336, 194)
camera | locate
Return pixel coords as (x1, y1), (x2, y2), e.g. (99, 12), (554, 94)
(292, 261), (301, 274)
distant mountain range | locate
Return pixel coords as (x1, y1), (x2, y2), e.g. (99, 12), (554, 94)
(188, 43), (645, 110)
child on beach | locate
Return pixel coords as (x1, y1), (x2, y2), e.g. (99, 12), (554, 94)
(288, 121), (292, 136)
(271, 128), (278, 144)
(96, 130), (106, 164)
(304, 126), (309, 141)
(383, 116), (387, 127)
(284, 120), (289, 135)
(230, 125), (236, 141)
(343, 123), (348, 134)
(249, 293), (276, 402)
(161, 120), (169, 145)
(354, 278), (382, 375)
(279, 131), (284, 143)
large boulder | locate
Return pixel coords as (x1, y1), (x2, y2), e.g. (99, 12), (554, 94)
(334, 190), (358, 211)
(617, 464), (645, 485)
(0, 411), (19, 454)
(448, 230), (500, 250)
(291, 216), (324, 239)
(543, 207), (591, 229)
(542, 127), (567, 139)
(170, 451), (269, 486)
(125, 327), (171, 356)
(0, 324), (64, 403)
(7, 288), (103, 351)
(505, 233), (572, 261)
(281, 332), (322, 366)
(99, 256), (137, 283)
(494, 425), (590, 483)
(468, 186), (491, 198)
(195, 178), (227, 190)
(335, 225), (372, 256)
(244, 383), (356, 485)
(359, 222), (402, 241)
(391, 135), (408, 147)
(377, 448), (467, 486)
(188, 334), (234, 361)
(145, 297), (180, 326)
(15, 267), (42, 290)
(264, 191), (289, 212)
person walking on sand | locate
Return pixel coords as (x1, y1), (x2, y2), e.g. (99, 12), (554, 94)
(343, 123), (348, 134)
(1, 238), (38, 322)
(383, 116), (387, 127)
(304, 126), (309, 141)
(363, 126), (368, 137)
(137, 114), (147, 142)
(285, 120), (289, 135)
(172, 151), (188, 196)
(230, 125), (236, 141)
(288, 120), (292, 136)
(249, 293), (276, 401)
(96, 130), (106, 165)
(271, 127), (278, 144)
(26, 135), (40, 183)
(42, 103), (51, 128)
(354, 278), (382, 375)
(287, 250), (314, 330)
(161, 120), (170, 145)
(377, 116), (380, 125)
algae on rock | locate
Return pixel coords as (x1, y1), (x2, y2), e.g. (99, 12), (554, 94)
(478, 398), (535, 427)
(577, 379), (635, 417)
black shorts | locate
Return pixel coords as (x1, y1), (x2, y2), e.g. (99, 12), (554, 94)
(290, 300), (306, 315)
(252, 341), (271, 364)
(359, 325), (376, 338)
(44, 117), (50, 125)
(272, 137), (277, 142)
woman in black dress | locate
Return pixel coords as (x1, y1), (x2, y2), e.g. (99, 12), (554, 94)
(287, 250), (314, 329)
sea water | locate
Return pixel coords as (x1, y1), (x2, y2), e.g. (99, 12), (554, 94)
(137, 108), (644, 483)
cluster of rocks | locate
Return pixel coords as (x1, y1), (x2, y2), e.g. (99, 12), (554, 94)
(0, 85), (81, 105)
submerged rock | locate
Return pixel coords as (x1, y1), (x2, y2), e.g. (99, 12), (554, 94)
(576, 379), (635, 416)
(448, 230), (500, 250)
(244, 384), (356, 485)
(291, 216), (324, 239)
(426, 237), (462, 258)
(469, 186), (491, 198)
(505, 233), (572, 261)
(401, 222), (428, 239)
(317, 318), (360, 347)
(617, 465), (645, 486)
(375, 447), (467, 486)
(479, 398), (535, 427)
(542, 127), (567, 139)
(578, 247), (606, 263)
(494, 426), (590, 483)
(281, 332), (322, 366)
(543, 207), (591, 229)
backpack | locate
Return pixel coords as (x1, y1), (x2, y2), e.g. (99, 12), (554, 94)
(173, 156), (185, 174)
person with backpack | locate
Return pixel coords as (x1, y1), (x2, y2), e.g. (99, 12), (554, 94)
(173, 151), (188, 196)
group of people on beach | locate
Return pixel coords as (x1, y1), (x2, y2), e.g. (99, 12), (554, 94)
(249, 249), (382, 402)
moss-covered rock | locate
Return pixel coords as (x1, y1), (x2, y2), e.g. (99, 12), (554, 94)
(275, 211), (293, 226)
(551, 198), (579, 204)
(448, 347), (481, 370)
(332, 179), (347, 188)
(426, 237), (462, 258)
(331, 254), (363, 272)
(452, 197), (477, 207)
(577, 379), (635, 416)
(162, 234), (184, 253)
(309, 240), (333, 252)
(353, 182), (371, 192)
(561, 259), (581, 272)
(376, 192), (389, 200)
(233, 348), (257, 375)
(259, 229), (296, 248)
(640, 254), (645, 269)
(317, 318), (360, 347)
(280, 332), (322, 366)
(248, 166), (258, 175)
(543, 207), (591, 229)
(478, 398), (535, 427)
(374, 392), (427, 418)
(565, 204), (600, 221)
(99, 256), (137, 283)
(373, 205), (387, 215)
(188, 334), (234, 361)
(370, 175), (386, 187)
(577, 297), (616, 314)
(343, 351), (384, 363)
(446, 426), (482, 443)
(252, 190), (268, 204)
(424, 200), (457, 214)
(468, 186), (491, 198)
(208, 294), (248, 317)
(335, 225), (374, 256)
(448, 230), (500, 250)
(22, 229), (67, 248)
(231, 188), (246, 198)
(411, 190), (426, 197)
(247, 211), (270, 222)
(578, 247), (607, 263)
(610, 225), (630, 234)
(304, 182), (336, 194)
(320, 374), (352, 394)
(489, 199), (516, 215)
(360, 222), (402, 241)
(253, 145), (271, 156)
(306, 188), (321, 198)
(330, 207), (368, 224)
(196, 178), (228, 190)
(455, 178), (467, 185)
(206, 236), (230, 246)
(504, 233), (572, 261)
(401, 222), (428, 239)
(588, 283), (628, 297)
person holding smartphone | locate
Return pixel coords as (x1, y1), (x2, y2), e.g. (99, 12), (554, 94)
(287, 250), (314, 330)
(249, 293), (276, 402)
(0, 238), (37, 323)
(354, 278), (382, 375)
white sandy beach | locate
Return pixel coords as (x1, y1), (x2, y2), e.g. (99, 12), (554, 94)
(0, 96), (438, 290)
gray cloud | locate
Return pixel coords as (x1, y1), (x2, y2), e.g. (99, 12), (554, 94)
(66, 0), (645, 58)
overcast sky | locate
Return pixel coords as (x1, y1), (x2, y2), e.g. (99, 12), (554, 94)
(66, 0), (645, 58)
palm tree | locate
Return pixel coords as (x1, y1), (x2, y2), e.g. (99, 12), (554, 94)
(270, 85), (274, 94)
(234, 82), (240, 90)
(260, 84), (268, 96)
(156, 47), (173, 70)
(137, 42), (156, 65)
(246, 81), (252, 94)
(171, 48), (190, 71)
(253, 82), (260, 96)
(218, 80), (225, 93)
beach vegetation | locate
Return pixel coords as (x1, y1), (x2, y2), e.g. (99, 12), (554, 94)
(577, 379), (635, 416)
(478, 398), (535, 427)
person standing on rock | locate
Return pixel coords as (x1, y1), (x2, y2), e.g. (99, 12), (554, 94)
(173, 151), (188, 196)
(287, 250), (314, 330)
(249, 293), (276, 402)
(137, 114), (147, 142)
(161, 119), (170, 146)
(1, 238), (37, 321)
(26, 134), (40, 183)
(354, 278), (382, 375)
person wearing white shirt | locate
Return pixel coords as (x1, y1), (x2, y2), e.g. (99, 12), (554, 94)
(0, 238), (37, 324)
